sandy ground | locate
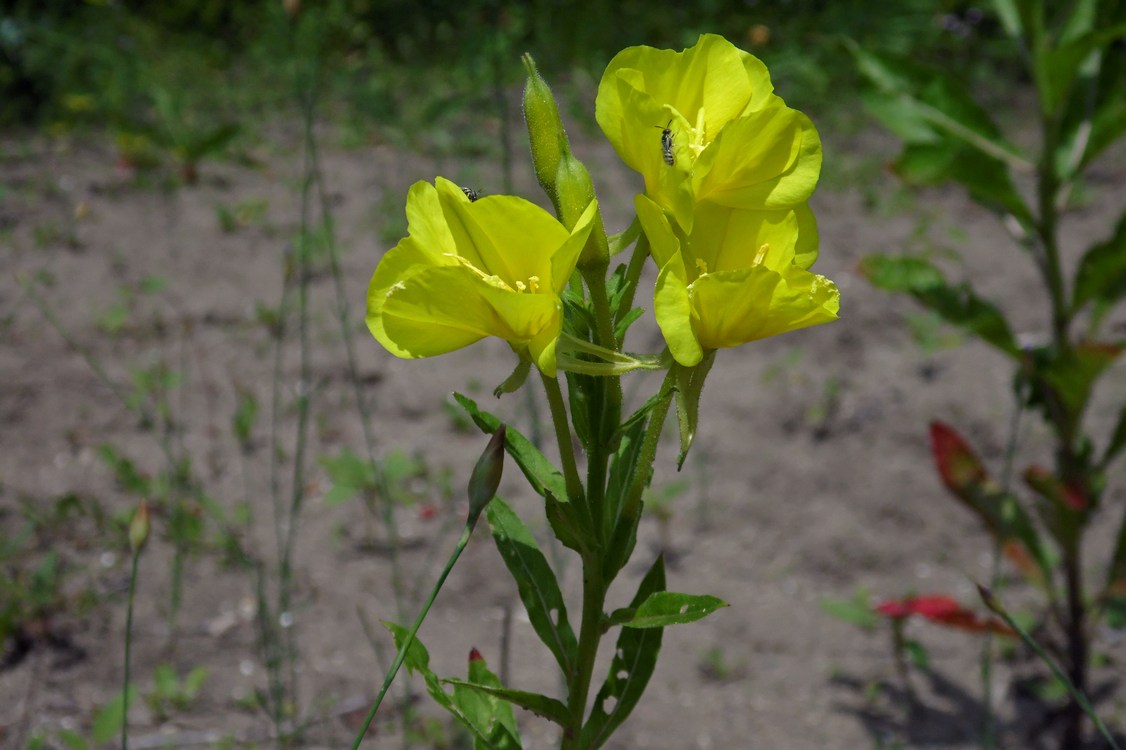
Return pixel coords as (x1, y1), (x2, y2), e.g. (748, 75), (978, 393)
(1, 104), (1125, 750)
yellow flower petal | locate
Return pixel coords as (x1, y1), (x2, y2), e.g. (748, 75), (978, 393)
(654, 259), (704, 367)
(380, 265), (560, 359)
(693, 108), (822, 210)
(690, 266), (839, 350)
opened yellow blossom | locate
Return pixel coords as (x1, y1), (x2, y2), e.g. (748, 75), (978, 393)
(367, 177), (597, 375)
(596, 34), (821, 231)
(636, 195), (839, 367)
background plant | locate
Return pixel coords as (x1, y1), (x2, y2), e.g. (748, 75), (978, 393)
(856, 2), (1126, 747)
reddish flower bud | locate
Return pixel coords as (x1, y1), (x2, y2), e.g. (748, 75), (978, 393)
(468, 647), (484, 663)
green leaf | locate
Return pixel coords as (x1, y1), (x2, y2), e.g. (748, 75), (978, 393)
(183, 666), (208, 699)
(92, 686), (137, 744)
(453, 393), (568, 501)
(445, 678), (568, 727)
(604, 403), (649, 535)
(860, 255), (1021, 358)
(582, 555), (666, 750)
(1073, 210), (1126, 316)
(993, 0), (1033, 41)
(1082, 90), (1126, 171)
(1103, 404), (1126, 468)
(1106, 596), (1126, 629)
(451, 651), (524, 749)
(887, 138), (1033, 225)
(320, 448), (376, 505)
(674, 352), (716, 469)
(1104, 507), (1126, 597)
(57, 730), (88, 750)
(545, 490), (591, 555)
(383, 621), (432, 674)
(852, 47), (1027, 168)
(905, 639), (930, 670)
(1035, 26), (1126, 117)
(385, 625), (520, 750)
(610, 591), (728, 629)
(820, 590), (880, 631)
(486, 500), (577, 676)
(1038, 342), (1124, 419)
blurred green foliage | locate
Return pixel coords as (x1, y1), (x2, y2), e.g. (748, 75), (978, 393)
(3, 0), (1014, 134)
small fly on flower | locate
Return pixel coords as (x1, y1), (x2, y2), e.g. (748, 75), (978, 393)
(654, 119), (675, 166)
(461, 186), (481, 202)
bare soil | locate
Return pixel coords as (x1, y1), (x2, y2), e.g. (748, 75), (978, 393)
(1, 110), (1125, 750)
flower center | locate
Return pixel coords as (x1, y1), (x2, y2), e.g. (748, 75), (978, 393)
(687, 107), (707, 159)
(447, 254), (541, 293)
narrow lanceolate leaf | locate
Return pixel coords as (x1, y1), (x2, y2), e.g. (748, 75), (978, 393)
(892, 141), (1033, 224)
(445, 678), (569, 727)
(609, 591), (728, 629)
(454, 393), (568, 501)
(486, 500), (578, 677)
(1035, 26), (1126, 118)
(1104, 404), (1126, 468)
(860, 255), (1020, 358)
(1105, 508), (1126, 596)
(582, 556), (666, 750)
(1072, 210), (1126, 316)
(851, 47), (1028, 168)
(929, 422), (1052, 586)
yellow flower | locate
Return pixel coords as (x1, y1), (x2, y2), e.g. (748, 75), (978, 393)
(366, 178), (597, 375)
(636, 195), (839, 367)
(596, 34), (821, 231)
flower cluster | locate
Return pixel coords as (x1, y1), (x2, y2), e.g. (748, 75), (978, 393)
(596, 33), (839, 367)
(366, 34), (839, 376)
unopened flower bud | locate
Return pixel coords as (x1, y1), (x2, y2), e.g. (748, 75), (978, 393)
(554, 151), (609, 270)
(129, 500), (151, 553)
(467, 425), (506, 522)
(522, 54), (566, 205)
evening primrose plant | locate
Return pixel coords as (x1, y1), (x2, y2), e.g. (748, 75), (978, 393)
(355, 34), (839, 749)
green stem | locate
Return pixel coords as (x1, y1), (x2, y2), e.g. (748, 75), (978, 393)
(541, 373), (584, 505)
(122, 551), (140, 750)
(349, 521), (476, 750)
(980, 586), (1118, 750)
(981, 397), (1025, 750)
(1036, 113), (1069, 348)
(562, 559), (608, 750)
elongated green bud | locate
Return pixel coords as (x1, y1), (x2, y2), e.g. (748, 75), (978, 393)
(522, 54), (566, 205)
(555, 150), (609, 270)
(467, 424), (506, 523)
(129, 500), (151, 553)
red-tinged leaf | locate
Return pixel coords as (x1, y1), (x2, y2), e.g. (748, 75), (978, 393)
(1039, 341), (1126, 418)
(930, 421), (991, 496)
(927, 424), (1052, 587)
(1024, 465), (1087, 511)
(1001, 539), (1047, 587)
(873, 594), (1015, 637)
